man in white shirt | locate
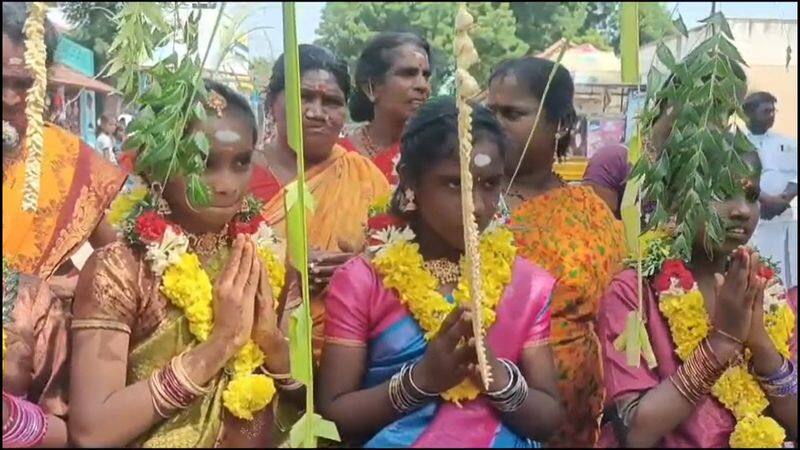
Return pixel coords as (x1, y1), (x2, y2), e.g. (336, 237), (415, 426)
(96, 112), (117, 165)
(744, 91), (798, 288)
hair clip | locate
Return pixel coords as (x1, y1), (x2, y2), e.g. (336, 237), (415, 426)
(206, 89), (228, 117)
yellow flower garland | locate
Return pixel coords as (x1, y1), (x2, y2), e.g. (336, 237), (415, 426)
(108, 189), (288, 420)
(658, 279), (794, 447)
(372, 227), (516, 404)
(161, 248), (286, 420)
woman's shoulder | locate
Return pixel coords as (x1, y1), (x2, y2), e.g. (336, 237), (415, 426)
(601, 268), (645, 311)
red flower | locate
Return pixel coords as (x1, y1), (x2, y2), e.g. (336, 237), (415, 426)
(757, 265), (775, 281)
(367, 214), (406, 233)
(229, 215), (267, 238)
(653, 272), (673, 292)
(135, 211), (168, 242)
(654, 259), (695, 292)
(229, 220), (252, 238)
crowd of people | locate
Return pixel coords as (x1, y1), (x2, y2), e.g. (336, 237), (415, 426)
(2, 2), (797, 448)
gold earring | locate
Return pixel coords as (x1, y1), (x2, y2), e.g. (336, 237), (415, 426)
(402, 189), (417, 212)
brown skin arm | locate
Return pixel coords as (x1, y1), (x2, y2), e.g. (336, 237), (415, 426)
(316, 344), (404, 443)
(746, 282), (797, 440)
(621, 335), (741, 447)
(490, 345), (564, 442)
(749, 340), (798, 440)
(67, 256), (242, 447)
(317, 344), (564, 444)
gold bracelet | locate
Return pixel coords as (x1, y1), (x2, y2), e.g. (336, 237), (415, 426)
(259, 367), (292, 381)
(714, 328), (744, 347)
(277, 380), (303, 391)
(670, 372), (696, 404)
(148, 371), (174, 418)
(71, 319), (131, 335)
(172, 352), (213, 396)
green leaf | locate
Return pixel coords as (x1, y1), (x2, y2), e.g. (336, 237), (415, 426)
(672, 14), (688, 38)
(289, 412), (341, 448)
(193, 131), (210, 156)
(701, 12), (734, 40)
(193, 102), (208, 123)
(289, 306), (312, 386)
(717, 37), (748, 66)
(187, 174), (211, 207)
(656, 42), (676, 70)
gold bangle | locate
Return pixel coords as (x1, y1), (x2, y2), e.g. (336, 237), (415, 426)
(277, 380), (303, 391)
(714, 328), (744, 346)
(71, 319), (131, 335)
(670, 372), (696, 404)
(148, 371), (173, 418)
(259, 367), (292, 381)
(172, 353), (212, 396)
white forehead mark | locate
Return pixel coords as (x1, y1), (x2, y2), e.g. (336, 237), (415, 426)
(474, 153), (492, 167)
(215, 129), (241, 143)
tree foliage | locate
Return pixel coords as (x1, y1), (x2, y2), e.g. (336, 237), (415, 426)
(59, 2), (172, 73)
(315, 2), (528, 87)
(315, 2), (675, 84)
(631, 12), (754, 258)
(107, 3), (214, 206)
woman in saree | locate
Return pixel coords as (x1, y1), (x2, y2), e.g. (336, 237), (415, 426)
(249, 44), (390, 357)
(3, 2), (127, 294)
(338, 32), (432, 185)
(317, 97), (564, 447)
(485, 56), (626, 448)
(597, 150), (797, 447)
(68, 81), (294, 447)
(3, 262), (70, 448)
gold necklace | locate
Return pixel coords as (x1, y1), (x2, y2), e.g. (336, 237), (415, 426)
(423, 259), (461, 286)
(187, 224), (230, 259)
(360, 125), (380, 158)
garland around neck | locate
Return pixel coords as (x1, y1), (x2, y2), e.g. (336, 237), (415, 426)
(108, 190), (286, 420)
(638, 232), (794, 447)
(367, 214), (516, 405)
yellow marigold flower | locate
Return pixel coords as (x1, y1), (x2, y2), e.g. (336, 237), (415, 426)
(222, 374), (276, 420)
(713, 365), (769, 419)
(765, 304), (795, 359)
(729, 415), (786, 448)
(231, 341), (266, 375)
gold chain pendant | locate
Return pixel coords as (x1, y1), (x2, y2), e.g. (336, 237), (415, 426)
(187, 224), (230, 259)
(423, 259), (461, 286)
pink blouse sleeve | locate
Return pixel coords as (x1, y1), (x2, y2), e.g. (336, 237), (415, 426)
(597, 270), (660, 401)
(524, 292), (552, 347)
(323, 257), (376, 347)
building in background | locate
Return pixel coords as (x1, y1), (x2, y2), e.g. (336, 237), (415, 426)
(48, 19), (116, 148)
(639, 18), (797, 139)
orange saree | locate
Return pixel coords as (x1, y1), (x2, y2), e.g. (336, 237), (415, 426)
(3, 124), (126, 279)
(261, 144), (391, 358)
(509, 185), (626, 448)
